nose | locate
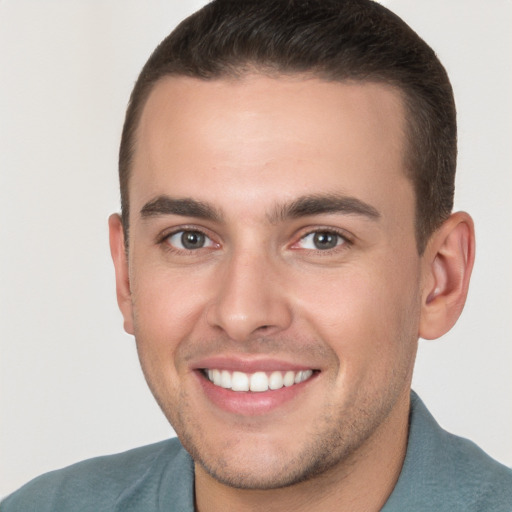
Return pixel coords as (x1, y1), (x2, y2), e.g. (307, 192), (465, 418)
(206, 250), (293, 342)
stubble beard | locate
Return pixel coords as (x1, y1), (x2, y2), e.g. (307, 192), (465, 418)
(163, 372), (410, 491)
(135, 310), (418, 491)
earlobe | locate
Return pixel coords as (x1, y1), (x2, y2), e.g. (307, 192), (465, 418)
(108, 214), (134, 335)
(419, 212), (475, 340)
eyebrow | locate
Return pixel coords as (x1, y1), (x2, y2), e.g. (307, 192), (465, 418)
(139, 193), (380, 224)
(269, 193), (381, 223)
(140, 196), (223, 222)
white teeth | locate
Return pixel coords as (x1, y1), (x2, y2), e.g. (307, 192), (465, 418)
(283, 371), (295, 387)
(250, 372), (269, 392)
(212, 369), (222, 386)
(302, 369), (313, 381)
(220, 370), (231, 389)
(205, 368), (315, 392)
(231, 371), (250, 391)
(294, 369), (313, 384)
(268, 371), (284, 390)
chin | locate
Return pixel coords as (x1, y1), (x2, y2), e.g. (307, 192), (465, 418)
(194, 449), (338, 490)
(177, 419), (358, 491)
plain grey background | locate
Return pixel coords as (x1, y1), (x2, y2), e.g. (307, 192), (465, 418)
(1, 0), (511, 497)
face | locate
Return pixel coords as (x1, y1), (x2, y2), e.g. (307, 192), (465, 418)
(115, 75), (424, 489)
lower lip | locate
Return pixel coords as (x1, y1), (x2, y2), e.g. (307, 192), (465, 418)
(196, 371), (318, 416)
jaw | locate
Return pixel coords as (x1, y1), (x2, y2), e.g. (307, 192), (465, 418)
(191, 385), (412, 512)
(157, 360), (411, 492)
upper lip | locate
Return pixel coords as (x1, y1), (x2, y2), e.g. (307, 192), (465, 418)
(192, 355), (319, 373)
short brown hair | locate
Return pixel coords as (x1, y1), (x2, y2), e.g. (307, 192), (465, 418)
(119, 0), (456, 253)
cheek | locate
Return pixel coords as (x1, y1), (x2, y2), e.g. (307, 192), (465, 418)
(291, 258), (421, 375)
(129, 268), (213, 417)
(129, 264), (212, 368)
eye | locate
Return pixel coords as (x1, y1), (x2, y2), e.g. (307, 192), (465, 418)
(296, 230), (346, 250)
(166, 230), (215, 250)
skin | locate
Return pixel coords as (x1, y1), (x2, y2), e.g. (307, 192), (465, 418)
(109, 75), (475, 511)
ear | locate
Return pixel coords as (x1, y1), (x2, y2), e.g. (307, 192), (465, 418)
(108, 214), (134, 335)
(419, 212), (475, 340)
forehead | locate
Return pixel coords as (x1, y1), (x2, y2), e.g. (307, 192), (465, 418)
(130, 74), (411, 221)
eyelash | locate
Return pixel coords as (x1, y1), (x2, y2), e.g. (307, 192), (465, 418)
(157, 227), (218, 255)
(292, 227), (353, 253)
(157, 226), (353, 255)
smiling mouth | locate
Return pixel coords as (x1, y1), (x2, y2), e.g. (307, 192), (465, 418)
(202, 369), (317, 392)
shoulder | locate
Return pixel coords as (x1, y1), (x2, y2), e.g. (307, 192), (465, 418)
(432, 424), (512, 509)
(383, 392), (512, 512)
(1, 438), (194, 512)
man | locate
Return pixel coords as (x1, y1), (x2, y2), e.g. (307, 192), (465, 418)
(3, 0), (511, 510)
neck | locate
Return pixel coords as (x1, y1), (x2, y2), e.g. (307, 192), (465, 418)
(195, 391), (410, 512)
